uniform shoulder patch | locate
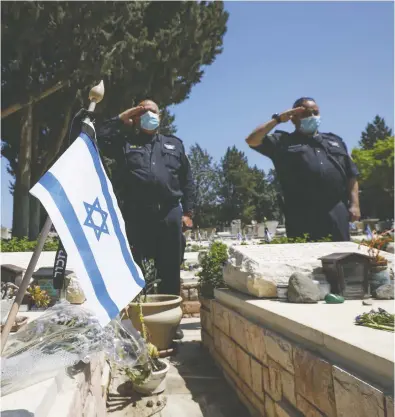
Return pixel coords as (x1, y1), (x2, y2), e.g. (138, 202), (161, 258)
(322, 132), (348, 151)
(164, 143), (176, 150)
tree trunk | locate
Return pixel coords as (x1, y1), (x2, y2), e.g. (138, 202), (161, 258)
(28, 197), (41, 240)
(12, 103), (33, 238)
(11, 179), (19, 237)
(36, 100), (74, 178)
(29, 119), (41, 240)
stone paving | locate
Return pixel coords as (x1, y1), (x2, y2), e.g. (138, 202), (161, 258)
(107, 317), (249, 417)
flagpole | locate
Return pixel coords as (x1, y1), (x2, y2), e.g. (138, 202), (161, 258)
(1, 81), (105, 354)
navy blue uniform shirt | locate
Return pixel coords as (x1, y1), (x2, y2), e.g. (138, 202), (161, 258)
(97, 117), (194, 213)
(252, 130), (359, 212)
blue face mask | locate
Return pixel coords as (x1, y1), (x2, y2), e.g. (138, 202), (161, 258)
(299, 116), (321, 135)
(140, 111), (160, 131)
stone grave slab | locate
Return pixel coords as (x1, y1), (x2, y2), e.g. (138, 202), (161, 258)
(224, 242), (394, 298)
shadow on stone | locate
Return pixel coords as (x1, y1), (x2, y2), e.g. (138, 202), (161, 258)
(169, 340), (249, 417)
(1, 411), (34, 417)
(107, 379), (167, 415)
(107, 381), (141, 413)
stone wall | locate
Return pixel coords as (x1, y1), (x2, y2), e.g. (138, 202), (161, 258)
(181, 281), (200, 317)
(201, 299), (394, 417)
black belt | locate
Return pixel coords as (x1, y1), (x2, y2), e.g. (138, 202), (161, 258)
(127, 200), (180, 212)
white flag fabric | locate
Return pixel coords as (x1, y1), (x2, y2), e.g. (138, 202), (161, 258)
(30, 122), (145, 326)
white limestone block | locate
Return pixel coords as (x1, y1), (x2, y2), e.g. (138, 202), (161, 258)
(224, 242), (394, 298)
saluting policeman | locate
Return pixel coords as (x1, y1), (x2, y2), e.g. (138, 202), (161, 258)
(245, 97), (360, 242)
(98, 100), (194, 310)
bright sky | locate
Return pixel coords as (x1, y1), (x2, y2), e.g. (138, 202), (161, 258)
(1, 1), (394, 229)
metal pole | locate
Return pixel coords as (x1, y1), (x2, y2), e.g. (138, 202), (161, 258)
(1, 80), (105, 354)
(1, 216), (52, 352)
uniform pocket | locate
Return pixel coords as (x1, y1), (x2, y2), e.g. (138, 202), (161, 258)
(162, 149), (181, 171)
(125, 148), (145, 170)
(286, 144), (310, 166)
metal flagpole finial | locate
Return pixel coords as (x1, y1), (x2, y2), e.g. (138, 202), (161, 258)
(88, 80), (105, 112)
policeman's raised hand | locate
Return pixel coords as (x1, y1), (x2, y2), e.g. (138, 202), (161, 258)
(118, 106), (146, 126)
(278, 107), (305, 123)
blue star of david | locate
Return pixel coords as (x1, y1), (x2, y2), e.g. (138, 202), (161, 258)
(83, 197), (110, 241)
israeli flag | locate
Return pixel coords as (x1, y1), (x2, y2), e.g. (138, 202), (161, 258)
(30, 121), (145, 326)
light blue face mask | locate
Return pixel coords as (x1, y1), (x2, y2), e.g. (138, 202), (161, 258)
(140, 111), (160, 131)
(299, 115), (321, 135)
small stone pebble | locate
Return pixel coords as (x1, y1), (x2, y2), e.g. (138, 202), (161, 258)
(146, 400), (154, 408)
(157, 400), (162, 406)
(363, 299), (373, 306)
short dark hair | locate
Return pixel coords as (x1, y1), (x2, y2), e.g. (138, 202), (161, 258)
(293, 97), (316, 108)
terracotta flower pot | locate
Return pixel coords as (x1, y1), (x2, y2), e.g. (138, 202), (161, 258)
(126, 295), (182, 350)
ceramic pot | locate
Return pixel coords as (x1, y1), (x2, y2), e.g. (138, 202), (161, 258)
(133, 359), (170, 395)
(127, 295), (183, 350)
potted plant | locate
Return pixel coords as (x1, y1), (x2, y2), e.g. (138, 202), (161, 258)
(122, 259), (182, 351)
(360, 231), (393, 296)
(123, 302), (169, 395)
(197, 241), (228, 301)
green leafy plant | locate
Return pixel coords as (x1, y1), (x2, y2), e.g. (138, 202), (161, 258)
(1, 237), (59, 252)
(258, 234), (333, 245)
(185, 244), (205, 253)
(197, 241), (228, 299)
(122, 303), (164, 386)
(133, 259), (161, 303)
(27, 285), (51, 308)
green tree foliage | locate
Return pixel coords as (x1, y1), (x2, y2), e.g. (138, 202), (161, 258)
(216, 146), (282, 225)
(352, 136), (394, 219)
(358, 115), (392, 150)
(188, 143), (220, 227)
(1, 1), (228, 237)
(249, 166), (282, 222)
(218, 146), (252, 223)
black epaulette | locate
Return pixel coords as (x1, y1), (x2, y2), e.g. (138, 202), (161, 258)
(324, 132), (344, 142)
(167, 134), (183, 143)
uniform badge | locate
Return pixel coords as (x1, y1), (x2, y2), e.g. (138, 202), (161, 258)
(328, 141), (340, 148)
(164, 143), (176, 150)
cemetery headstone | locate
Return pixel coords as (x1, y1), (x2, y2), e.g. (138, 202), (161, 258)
(223, 242), (394, 298)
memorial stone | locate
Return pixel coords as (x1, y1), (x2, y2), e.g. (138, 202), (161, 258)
(231, 219), (242, 236)
(257, 223), (265, 238)
(223, 242), (394, 298)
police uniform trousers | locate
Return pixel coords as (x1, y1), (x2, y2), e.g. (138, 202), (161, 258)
(126, 203), (183, 296)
